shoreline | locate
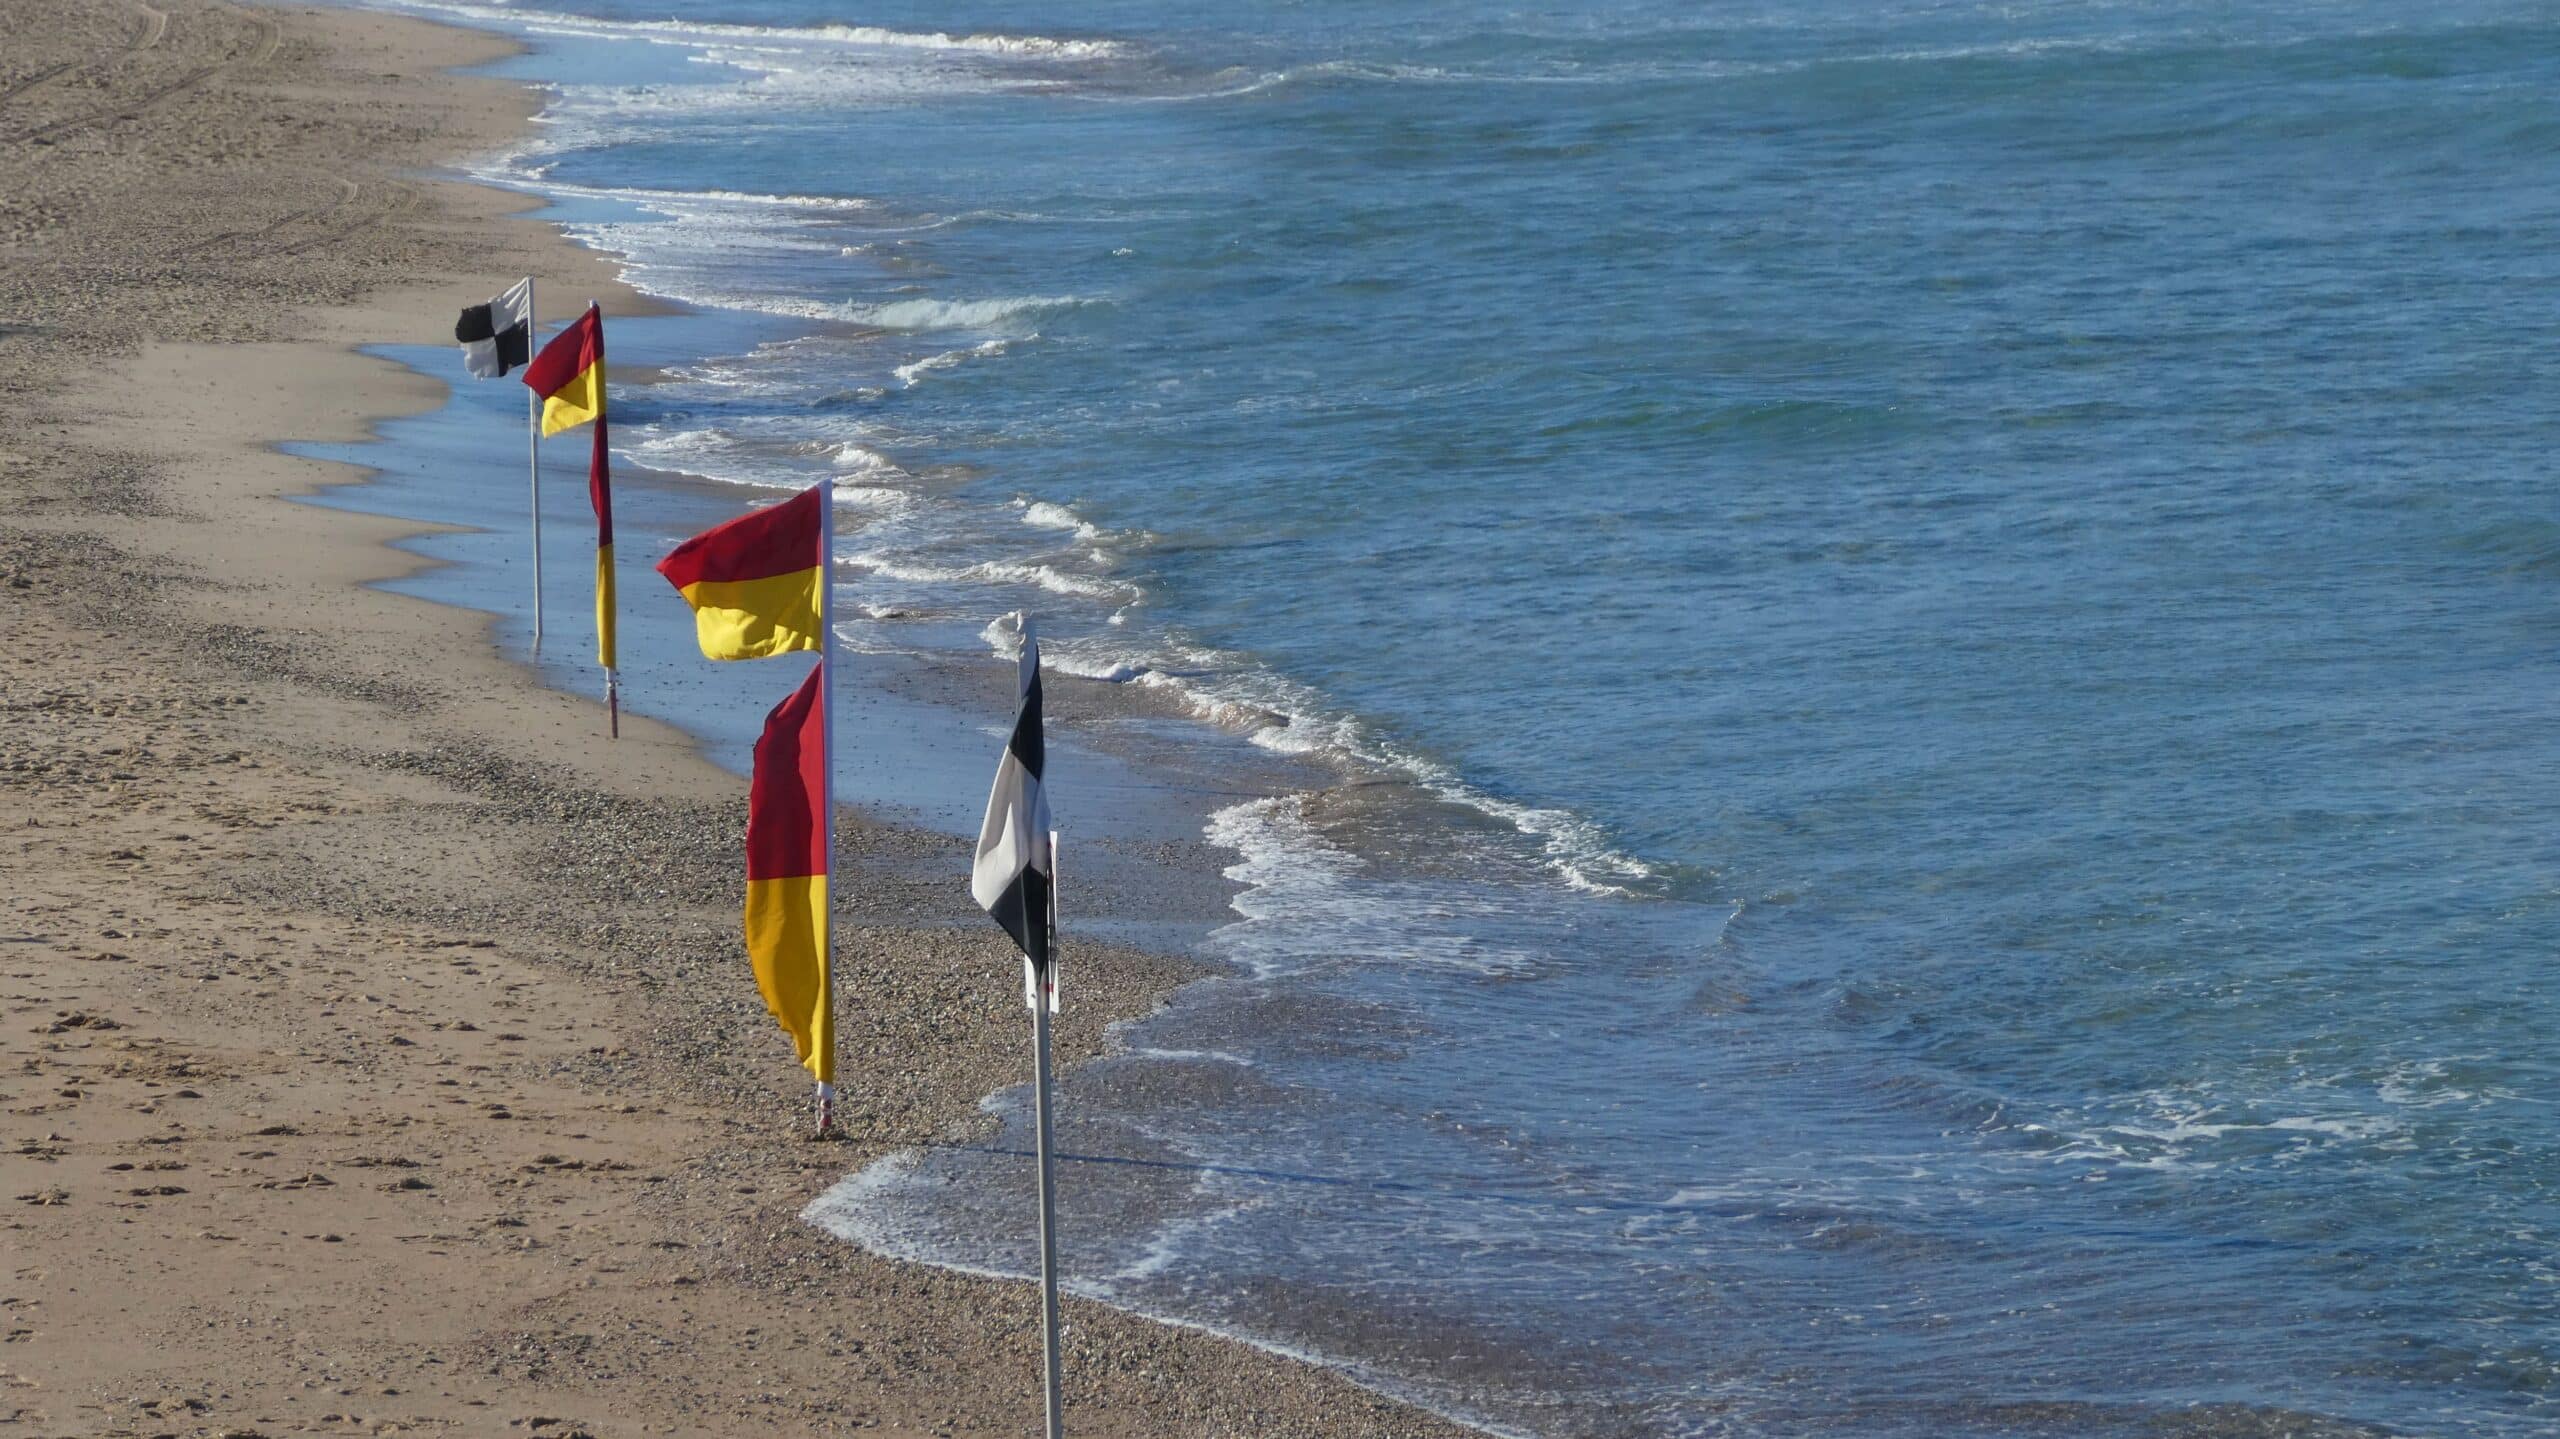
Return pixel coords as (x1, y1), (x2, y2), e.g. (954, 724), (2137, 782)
(57, 5), (2547, 1438)
(0, 3), (1478, 1435)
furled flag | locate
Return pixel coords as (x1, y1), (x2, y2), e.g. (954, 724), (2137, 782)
(454, 279), (532, 379)
(972, 616), (1054, 973)
(523, 305), (615, 672)
(745, 666), (833, 1084)
(654, 484), (827, 660)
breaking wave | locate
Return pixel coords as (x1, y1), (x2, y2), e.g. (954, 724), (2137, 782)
(893, 338), (1017, 387)
(969, 608), (1661, 896)
(842, 296), (1090, 332)
(380, 1), (1129, 61)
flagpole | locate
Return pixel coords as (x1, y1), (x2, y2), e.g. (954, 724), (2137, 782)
(1030, 833), (1064, 1439)
(814, 477), (838, 1137)
(525, 276), (544, 656)
(588, 298), (620, 741)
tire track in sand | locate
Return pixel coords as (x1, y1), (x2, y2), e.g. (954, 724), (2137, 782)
(270, 179), (419, 259)
(171, 172), (359, 258)
(5, 1), (271, 146)
(0, 1), (165, 114)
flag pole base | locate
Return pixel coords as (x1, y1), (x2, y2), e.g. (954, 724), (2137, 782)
(606, 669), (620, 740)
(811, 1081), (837, 1140)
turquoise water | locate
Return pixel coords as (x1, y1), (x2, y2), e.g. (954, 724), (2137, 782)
(357, 1), (2557, 1432)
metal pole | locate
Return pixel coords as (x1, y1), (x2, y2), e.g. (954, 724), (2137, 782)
(592, 297), (615, 740)
(814, 478), (838, 1136)
(525, 277), (544, 655)
(1030, 830), (1064, 1439)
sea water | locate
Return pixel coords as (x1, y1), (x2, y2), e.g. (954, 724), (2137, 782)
(342, 1), (2559, 1433)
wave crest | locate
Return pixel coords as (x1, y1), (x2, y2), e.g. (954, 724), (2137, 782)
(396, 3), (1128, 62)
(844, 296), (1088, 331)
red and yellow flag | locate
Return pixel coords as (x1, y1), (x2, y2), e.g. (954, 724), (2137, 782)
(746, 665), (831, 1083)
(654, 484), (825, 660)
(523, 306), (615, 670)
(523, 304), (605, 436)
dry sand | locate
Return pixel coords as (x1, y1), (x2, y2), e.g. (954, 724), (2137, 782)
(0, 3), (1479, 1435)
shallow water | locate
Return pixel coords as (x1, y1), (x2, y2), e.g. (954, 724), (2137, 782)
(333, 0), (2559, 1432)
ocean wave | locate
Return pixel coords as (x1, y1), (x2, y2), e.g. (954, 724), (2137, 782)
(1247, 701), (1655, 895)
(893, 337), (1017, 387)
(1017, 499), (1104, 543)
(785, 23), (1124, 60)
(2006, 1086), (2413, 1176)
(842, 296), (1090, 332)
(1205, 797), (1545, 978)
(829, 444), (908, 480)
(1074, 30), (2196, 107)
(967, 617), (1658, 896)
(386, 1), (1128, 61)
(853, 551), (1140, 604)
(620, 423), (922, 520)
(1123, 1046), (1256, 1068)
(830, 484), (915, 514)
(627, 426), (748, 471)
(1050, 653), (1155, 685)
(606, 288), (1085, 332)
(521, 178), (877, 212)
(803, 1154), (1522, 1439)
(1191, 678), (1654, 895)
(1111, 59), (1457, 104)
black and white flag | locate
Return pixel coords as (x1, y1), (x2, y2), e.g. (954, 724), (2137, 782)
(455, 279), (534, 379)
(972, 614), (1054, 975)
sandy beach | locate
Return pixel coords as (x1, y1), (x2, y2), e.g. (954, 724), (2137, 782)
(0, 4), (1476, 1435)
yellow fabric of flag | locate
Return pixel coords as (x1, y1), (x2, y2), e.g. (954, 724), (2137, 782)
(594, 543), (618, 672)
(525, 307), (615, 668)
(524, 306), (605, 436)
(540, 360), (602, 436)
(745, 667), (831, 1083)
(654, 484), (826, 660)
(744, 872), (831, 1082)
(675, 571), (822, 659)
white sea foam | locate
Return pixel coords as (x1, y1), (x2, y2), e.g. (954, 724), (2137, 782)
(854, 551), (1140, 603)
(1049, 652), (1154, 684)
(383, 1), (1128, 61)
(2010, 1082), (2415, 1179)
(830, 444), (908, 479)
(893, 338), (1016, 387)
(628, 426), (753, 473)
(1104, 1202), (1248, 1285)
(617, 17), (1126, 60)
(803, 1157), (1534, 1439)
(1203, 797), (1544, 978)
(525, 178), (877, 212)
(970, 607), (1660, 895)
(1018, 499), (1103, 542)
(843, 296), (1089, 331)
(1125, 1046), (1256, 1067)
(830, 484), (915, 515)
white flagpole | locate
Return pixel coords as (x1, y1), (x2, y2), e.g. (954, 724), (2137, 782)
(1030, 826), (1064, 1439)
(814, 478), (838, 1136)
(524, 276), (544, 656)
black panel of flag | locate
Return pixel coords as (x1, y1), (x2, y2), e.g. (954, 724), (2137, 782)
(456, 278), (533, 379)
(973, 617), (1055, 971)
